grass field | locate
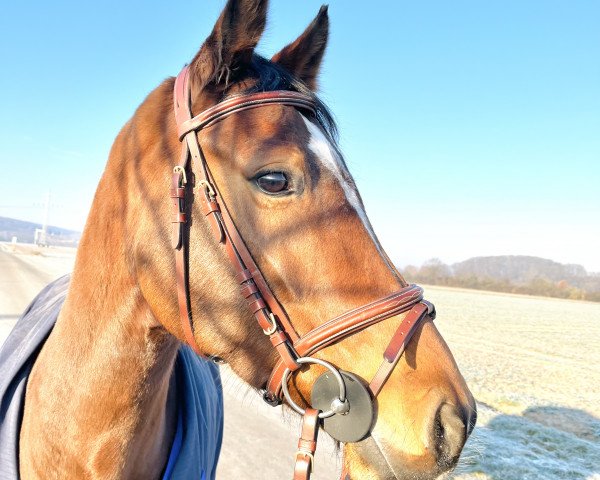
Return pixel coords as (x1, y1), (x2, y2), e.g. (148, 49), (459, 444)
(1, 245), (598, 479)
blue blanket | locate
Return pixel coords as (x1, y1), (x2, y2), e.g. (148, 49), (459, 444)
(0, 275), (223, 479)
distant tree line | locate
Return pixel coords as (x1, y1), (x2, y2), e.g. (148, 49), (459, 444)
(402, 258), (600, 302)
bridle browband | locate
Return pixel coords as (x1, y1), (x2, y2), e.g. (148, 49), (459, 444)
(171, 65), (435, 480)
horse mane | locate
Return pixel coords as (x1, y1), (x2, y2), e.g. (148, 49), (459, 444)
(235, 54), (339, 145)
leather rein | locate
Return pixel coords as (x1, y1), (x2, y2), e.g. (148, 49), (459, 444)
(170, 65), (435, 480)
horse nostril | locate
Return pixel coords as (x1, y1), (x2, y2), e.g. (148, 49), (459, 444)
(432, 403), (468, 470)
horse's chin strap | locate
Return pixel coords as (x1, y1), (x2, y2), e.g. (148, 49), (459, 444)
(171, 65), (436, 480)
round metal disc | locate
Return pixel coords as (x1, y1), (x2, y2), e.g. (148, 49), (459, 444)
(311, 370), (375, 443)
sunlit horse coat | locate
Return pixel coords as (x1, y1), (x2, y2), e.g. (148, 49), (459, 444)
(0, 275), (223, 479)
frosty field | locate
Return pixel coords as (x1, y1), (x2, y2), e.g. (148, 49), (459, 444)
(428, 286), (600, 479)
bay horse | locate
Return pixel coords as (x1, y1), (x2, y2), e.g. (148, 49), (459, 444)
(12, 1), (476, 478)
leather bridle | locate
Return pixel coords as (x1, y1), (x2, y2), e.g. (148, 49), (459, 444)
(170, 65), (435, 480)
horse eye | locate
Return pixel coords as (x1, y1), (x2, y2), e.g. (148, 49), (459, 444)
(256, 172), (289, 194)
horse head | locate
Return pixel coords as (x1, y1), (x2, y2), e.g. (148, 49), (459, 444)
(132, 1), (476, 478)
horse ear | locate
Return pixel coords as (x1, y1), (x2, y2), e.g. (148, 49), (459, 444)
(271, 5), (329, 90)
(191, 0), (268, 89)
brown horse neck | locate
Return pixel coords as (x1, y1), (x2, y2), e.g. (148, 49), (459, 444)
(19, 150), (179, 479)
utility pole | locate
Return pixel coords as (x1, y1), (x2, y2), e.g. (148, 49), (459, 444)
(42, 190), (50, 239)
(35, 190), (50, 246)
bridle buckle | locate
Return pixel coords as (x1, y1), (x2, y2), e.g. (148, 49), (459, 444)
(173, 165), (187, 185)
(197, 179), (216, 200)
(263, 312), (278, 335)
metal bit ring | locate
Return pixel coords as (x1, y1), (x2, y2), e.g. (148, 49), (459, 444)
(281, 357), (346, 419)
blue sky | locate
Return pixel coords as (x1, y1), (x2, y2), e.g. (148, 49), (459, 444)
(0, 1), (598, 270)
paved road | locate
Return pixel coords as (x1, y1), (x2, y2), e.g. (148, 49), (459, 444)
(0, 245), (339, 479)
(0, 246), (65, 343)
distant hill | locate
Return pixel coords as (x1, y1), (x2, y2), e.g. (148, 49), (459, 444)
(453, 255), (594, 283)
(0, 216), (80, 246)
(403, 255), (600, 302)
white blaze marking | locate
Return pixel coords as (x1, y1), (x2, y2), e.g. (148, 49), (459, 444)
(302, 116), (385, 257)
